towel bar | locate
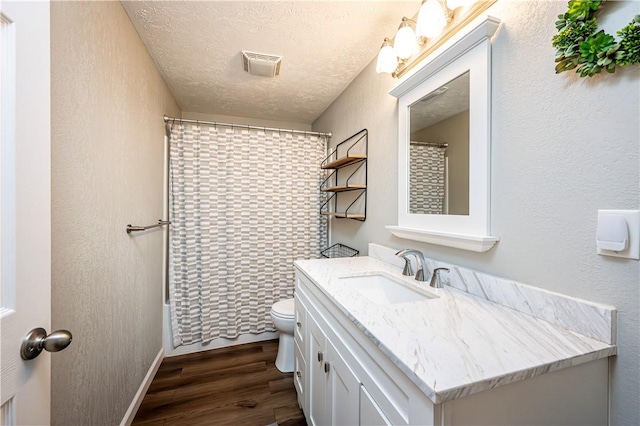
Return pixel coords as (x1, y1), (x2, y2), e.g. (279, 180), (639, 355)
(126, 220), (170, 234)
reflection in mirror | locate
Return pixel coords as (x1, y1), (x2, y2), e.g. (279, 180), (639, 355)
(409, 71), (469, 216)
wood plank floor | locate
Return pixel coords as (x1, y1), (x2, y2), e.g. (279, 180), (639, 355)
(132, 340), (307, 426)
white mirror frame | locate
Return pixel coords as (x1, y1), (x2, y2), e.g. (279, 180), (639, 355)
(386, 16), (501, 252)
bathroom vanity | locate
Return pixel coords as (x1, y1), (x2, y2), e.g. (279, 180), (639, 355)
(293, 251), (616, 425)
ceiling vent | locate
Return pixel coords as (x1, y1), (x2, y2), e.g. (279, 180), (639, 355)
(422, 86), (449, 101)
(242, 51), (282, 77)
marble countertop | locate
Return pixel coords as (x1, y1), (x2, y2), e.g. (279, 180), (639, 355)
(294, 256), (616, 404)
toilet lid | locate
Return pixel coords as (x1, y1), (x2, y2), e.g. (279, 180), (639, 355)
(271, 298), (295, 318)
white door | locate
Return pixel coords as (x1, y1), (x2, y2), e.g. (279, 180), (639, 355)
(0, 1), (52, 425)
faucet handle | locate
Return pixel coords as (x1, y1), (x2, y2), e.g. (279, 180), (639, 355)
(429, 267), (450, 289)
(395, 249), (417, 276)
(399, 257), (413, 276)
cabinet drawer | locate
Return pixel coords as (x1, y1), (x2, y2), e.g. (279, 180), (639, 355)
(294, 292), (307, 350)
(294, 339), (306, 411)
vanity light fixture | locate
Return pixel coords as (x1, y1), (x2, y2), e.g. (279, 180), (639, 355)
(375, 38), (398, 74)
(416, 0), (449, 39)
(376, 0), (496, 78)
(394, 17), (419, 60)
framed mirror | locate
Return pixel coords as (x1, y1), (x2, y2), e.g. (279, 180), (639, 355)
(386, 17), (500, 252)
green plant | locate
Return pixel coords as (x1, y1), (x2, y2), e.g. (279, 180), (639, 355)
(553, 19), (597, 72)
(565, 0), (601, 22)
(576, 30), (619, 76)
(617, 15), (640, 66)
(552, 1), (640, 78)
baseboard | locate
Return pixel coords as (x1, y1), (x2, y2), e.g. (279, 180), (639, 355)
(164, 330), (279, 358)
(120, 347), (164, 426)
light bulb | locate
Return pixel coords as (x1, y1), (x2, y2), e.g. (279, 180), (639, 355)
(376, 39), (398, 74)
(394, 18), (418, 59)
(416, 0), (448, 39)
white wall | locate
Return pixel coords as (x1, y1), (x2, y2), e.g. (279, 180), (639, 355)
(313, 1), (639, 424)
(51, 2), (180, 424)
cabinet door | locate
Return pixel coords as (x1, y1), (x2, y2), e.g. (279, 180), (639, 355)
(360, 385), (392, 426)
(326, 338), (361, 426)
(308, 313), (328, 426)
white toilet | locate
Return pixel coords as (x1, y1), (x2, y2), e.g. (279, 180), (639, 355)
(270, 297), (295, 373)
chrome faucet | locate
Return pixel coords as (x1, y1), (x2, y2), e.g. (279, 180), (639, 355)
(395, 249), (428, 281)
(429, 267), (450, 288)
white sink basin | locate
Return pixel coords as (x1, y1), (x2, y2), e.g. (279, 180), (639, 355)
(339, 273), (438, 305)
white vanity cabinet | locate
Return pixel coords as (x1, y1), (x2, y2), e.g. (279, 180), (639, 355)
(294, 263), (610, 426)
(295, 269), (436, 426)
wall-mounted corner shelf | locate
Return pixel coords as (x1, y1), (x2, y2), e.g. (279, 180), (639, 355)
(320, 129), (368, 222)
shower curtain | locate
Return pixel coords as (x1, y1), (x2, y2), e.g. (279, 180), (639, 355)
(168, 123), (328, 346)
(409, 142), (447, 214)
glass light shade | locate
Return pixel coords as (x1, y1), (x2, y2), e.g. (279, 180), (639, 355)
(416, 0), (448, 39)
(446, 0), (477, 9)
(376, 42), (398, 74)
(394, 23), (419, 59)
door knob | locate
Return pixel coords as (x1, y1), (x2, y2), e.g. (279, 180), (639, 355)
(21, 327), (72, 360)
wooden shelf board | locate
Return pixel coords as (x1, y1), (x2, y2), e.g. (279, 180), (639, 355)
(322, 155), (367, 169)
(321, 185), (366, 193)
(321, 212), (366, 220)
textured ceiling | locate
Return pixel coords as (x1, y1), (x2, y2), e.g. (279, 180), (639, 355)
(121, 1), (420, 124)
(410, 71), (469, 132)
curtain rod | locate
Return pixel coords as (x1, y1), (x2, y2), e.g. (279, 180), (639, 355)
(163, 115), (332, 138)
(410, 141), (448, 148)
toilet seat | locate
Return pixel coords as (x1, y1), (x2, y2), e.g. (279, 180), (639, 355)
(271, 298), (294, 318)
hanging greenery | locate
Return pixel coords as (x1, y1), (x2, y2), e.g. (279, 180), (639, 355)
(552, 0), (640, 77)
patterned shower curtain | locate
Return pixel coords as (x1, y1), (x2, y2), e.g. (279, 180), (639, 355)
(168, 123), (328, 346)
(409, 142), (447, 214)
